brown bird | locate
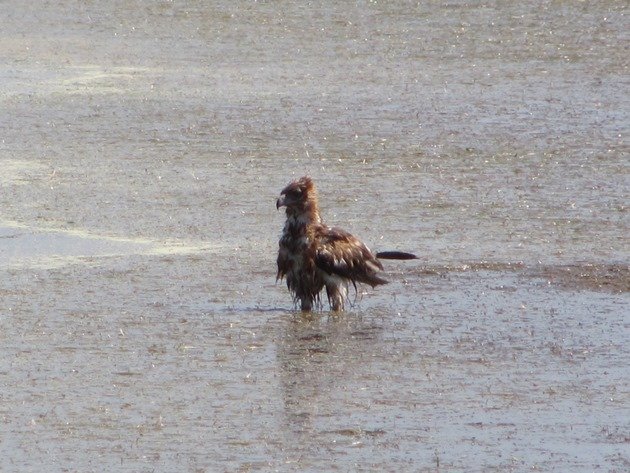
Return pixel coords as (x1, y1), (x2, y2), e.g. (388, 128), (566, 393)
(276, 176), (416, 311)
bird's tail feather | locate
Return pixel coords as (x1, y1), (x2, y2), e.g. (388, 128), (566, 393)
(376, 251), (417, 260)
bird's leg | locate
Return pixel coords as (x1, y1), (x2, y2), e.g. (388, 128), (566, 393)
(326, 283), (347, 312)
(300, 298), (313, 312)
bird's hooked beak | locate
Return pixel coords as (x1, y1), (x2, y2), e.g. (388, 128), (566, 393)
(276, 195), (286, 210)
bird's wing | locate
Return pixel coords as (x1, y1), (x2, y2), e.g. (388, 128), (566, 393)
(314, 226), (387, 287)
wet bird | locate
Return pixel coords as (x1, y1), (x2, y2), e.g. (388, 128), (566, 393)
(276, 176), (416, 311)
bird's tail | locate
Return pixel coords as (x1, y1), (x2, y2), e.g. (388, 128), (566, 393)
(376, 251), (417, 260)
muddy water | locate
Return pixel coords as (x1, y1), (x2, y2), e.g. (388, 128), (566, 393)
(1, 1), (628, 471)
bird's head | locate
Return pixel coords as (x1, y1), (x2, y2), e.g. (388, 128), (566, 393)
(276, 176), (318, 216)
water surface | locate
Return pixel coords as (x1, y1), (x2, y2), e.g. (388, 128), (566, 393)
(1, 1), (628, 471)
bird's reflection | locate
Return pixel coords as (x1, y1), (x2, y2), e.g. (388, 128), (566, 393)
(274, 312), (384, 443)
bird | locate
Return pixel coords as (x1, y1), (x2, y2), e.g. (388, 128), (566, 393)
(276, 176), (416, 311)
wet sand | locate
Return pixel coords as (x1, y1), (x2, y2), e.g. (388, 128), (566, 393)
(1, 1), (628, 471)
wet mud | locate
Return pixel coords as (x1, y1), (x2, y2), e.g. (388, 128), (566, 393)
(413, 260), (630, 294)
(537, 263), (630, 294)
(1, 1), (628, 472)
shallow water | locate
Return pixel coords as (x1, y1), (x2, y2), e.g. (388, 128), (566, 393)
(1, 1), (628, 471)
